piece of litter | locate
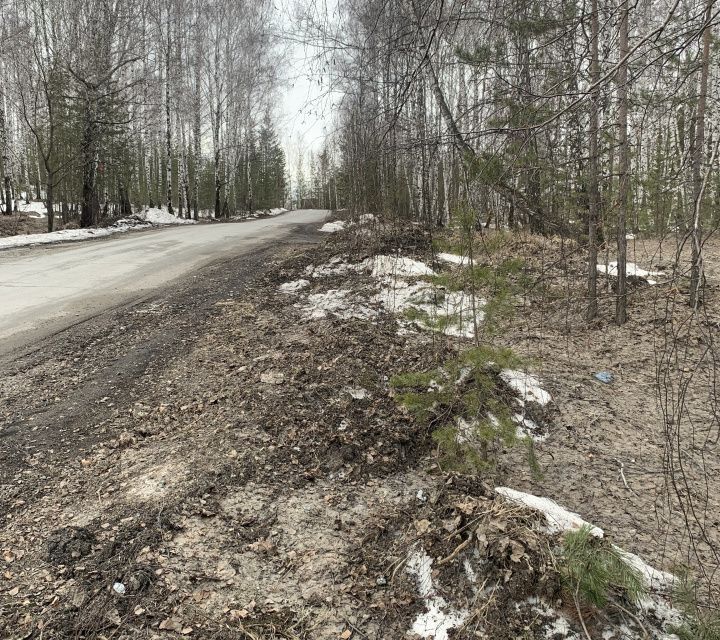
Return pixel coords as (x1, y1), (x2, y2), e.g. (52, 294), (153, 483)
(112, 582), (126, 595)
(594, 371), (614, 384)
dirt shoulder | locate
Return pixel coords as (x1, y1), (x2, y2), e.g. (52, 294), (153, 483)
(0, 220), (707, 639)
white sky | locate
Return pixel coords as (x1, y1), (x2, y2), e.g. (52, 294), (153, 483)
(274, 0), (341, 178)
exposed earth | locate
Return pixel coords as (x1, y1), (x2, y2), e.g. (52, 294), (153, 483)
(0, 215), (716, 638)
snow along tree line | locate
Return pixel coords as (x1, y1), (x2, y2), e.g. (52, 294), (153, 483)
(0, 0), (288, 232)
(301, 0), (717, 323)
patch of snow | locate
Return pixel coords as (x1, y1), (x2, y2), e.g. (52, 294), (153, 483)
(18, 201), (49, 218)
(0, 219), (150, 250)
(495, 487), (604, 537)
(406, 548), (468, 640)
(301, 289), (376, 321)
(597, 262), (662, 285)
(437, 252), (467, 266)
(320, 220), (346, 232)
(637, 594), (684, 632)
(500, 370), (552, 406)
(544, 616), (579, 639)
(306, 257), (363, 278)
(513, 414), (548, 443)
(375, 279), (483, 339)
(366, 255), (435, 278)
(517, 597), (580, 640)
(279, 279), (310, 293)
(138, 207), (197, 225)
(615, 548), (677, 592)
(499, 370), (551, 441)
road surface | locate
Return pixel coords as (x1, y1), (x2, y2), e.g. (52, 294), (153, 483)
(0, 209), (329, 353)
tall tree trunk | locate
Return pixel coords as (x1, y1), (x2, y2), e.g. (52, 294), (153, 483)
(165, 27), (174, 216)
(587, 0), (601, 320)
(615, 0), (630, 325)
(80, 98), (99, 228)
(690, 0), (712, 309)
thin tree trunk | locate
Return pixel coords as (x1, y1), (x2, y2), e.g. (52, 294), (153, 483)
(615, 0), (630, 325)
(165, 25), (174, 216)
(0, 91), (12, 216)
(587, 0), (601, 320)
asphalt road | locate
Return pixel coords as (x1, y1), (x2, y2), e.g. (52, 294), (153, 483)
(0, 209), (329, 353)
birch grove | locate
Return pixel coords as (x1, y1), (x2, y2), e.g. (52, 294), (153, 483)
(0, 0), (288, 227)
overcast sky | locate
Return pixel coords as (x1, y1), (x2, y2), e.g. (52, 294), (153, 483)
(274, 0), (340, 178)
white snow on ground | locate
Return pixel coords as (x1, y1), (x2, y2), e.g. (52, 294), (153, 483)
(597, 261), (663, 285)
(318, 215), (376, 233)
(615, 548), (677, 592)
(305, 257), (363, 278)
(0, 206), (198, 251)
(520, 598), (580, 640)
(0, 219), (148, 250)
(406, 547), (468, 640)
(512, 414), (548, 443)
(500, 370), (552, 406)
(320, 221), (346, 232)
(138, 207), (197, 225)
(367, 255), (436, 278)
(279, 279), (310, 293)
(437, 252), (467, 266)
(495, 487), (683, 637)
(18, 201), (49, 218)
(499, 370), (551, 442)
(375, 279), (483, 339)
(495, 487), (604, 537)
(301, 289), (376, 321)
(305, 255), (481, 338)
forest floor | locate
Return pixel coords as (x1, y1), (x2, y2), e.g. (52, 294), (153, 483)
(0, 215), (715, 639)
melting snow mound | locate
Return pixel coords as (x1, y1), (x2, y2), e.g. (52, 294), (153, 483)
(138, 207), (197, 225)
(366, 255), (435, 277)
(320, 221), (346, 233)
(437, 252), (467, 266)
(301, 289), (376, 321)
(495, 487), (604, 537)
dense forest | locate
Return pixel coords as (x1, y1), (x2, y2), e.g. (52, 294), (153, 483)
(303, 0), (717, 323)
(0, 0), (288, 229)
